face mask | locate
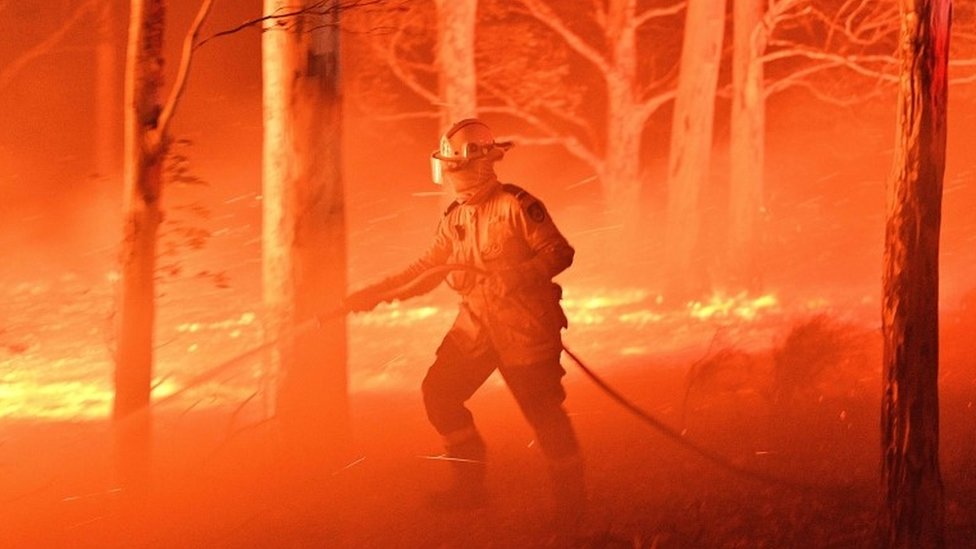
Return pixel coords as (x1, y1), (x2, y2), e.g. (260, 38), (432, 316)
(446, 159), (497, 203)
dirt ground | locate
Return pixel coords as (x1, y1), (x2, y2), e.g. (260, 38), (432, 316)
(2, 302), (975, 549)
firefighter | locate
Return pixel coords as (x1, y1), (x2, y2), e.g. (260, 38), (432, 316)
(344, 119), (584, 516)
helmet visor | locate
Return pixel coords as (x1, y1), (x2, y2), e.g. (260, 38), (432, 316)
(428, 141), (511, 185)
(430, 153), (447, 185)
(429, 153), (463, 185)
(430, 146), (479, 185)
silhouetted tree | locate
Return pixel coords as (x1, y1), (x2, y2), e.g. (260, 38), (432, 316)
(501, 0), (683, 247)
(880, 0), (951, 547)
(724, 0), (974, 294)
(728, 0), (766, 292)
(262, 0), (349, 464)
(435, 0), (478, 129)
(663, 0), (726, 300)
(350, 0), (477, 129)
(355, 0), (684, 251)
(115, 0), (213, 416)
(114, 0), (213, 487)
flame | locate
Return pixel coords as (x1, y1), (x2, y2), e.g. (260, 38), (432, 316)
(688, 292), (779, 320)
(0, 378), (113, 420)
(1, 286), (792, 422)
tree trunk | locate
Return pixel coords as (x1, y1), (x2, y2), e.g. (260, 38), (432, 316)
(880, 1), (951, 548)
(95, 0), (121, 180)
(263, 0), (349, 466)
(434, 0), (477, 130)
(116, 0), (164, 420)
(114, 0), (166, 487)
(602, 0), (643, 252)
(602, 75), (642, 243)
(729, 0), (766, 292)
(664, 0), (726, 300)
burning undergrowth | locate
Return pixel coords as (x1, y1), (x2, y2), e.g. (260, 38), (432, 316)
(681, 314), (881, 424)
(0, 273), (882, 423)
(2, 279), (975, 547)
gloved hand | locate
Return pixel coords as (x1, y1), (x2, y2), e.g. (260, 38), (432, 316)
(342, 285), (385, 313)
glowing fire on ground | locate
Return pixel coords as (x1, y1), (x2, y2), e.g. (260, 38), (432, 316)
(687, 293), (779, 321)
(0, 283), (803, 423)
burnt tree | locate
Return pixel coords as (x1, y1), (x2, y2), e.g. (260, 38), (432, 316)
(263, 0), (349, 464)
(664, 0), (726, 300)
(435, 0), (478, 130)
(116, 0), (213, 419)
(880, 1), (952, 548)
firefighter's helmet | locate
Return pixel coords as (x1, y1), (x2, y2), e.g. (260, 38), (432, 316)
(430, 119), (513, 185)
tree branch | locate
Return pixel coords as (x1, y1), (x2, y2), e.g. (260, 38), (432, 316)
(514, 0), (610, 75)
(949, 72), (976, 86)
(195, 0), (387, 50)
(370, 14), (439, 105)
(804, 2), (897, 50)
(537, 102), (598, 145)
(0, 0), (99, 91)
(763, 59), (845, 98)
(373, 110), (440, 122)
(590, 0), (607, 30)
(635, 89), (677, 126)
(761, 45), (898, 83)
(778, 77), (887, 107)
(478, 102), (602, 173)
(638, 59), (680, 111)
(153, 0), (216, 149)
(633, 1), (686, 30)
(761, 0), (809, 39)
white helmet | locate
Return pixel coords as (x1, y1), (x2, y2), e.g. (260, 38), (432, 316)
(430, 119), (513, 185)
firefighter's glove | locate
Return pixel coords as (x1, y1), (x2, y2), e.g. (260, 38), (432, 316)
(342, 285), (385, 313)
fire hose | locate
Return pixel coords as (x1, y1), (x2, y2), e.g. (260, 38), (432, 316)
(159, 264), (830, 492)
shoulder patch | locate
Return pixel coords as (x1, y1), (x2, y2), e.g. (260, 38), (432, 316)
(527, 201), (547, 223)
(501, 183), (548, 223)
(443, 201), (460, 217)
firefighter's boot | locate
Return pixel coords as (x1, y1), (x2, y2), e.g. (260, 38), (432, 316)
(426, 432), (488, 511)
(548, 453), (586, 529)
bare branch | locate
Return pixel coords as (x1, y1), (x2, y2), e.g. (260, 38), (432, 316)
(949, 73), (976, 86)
(633, 1), (686, 30)
(0, 0), (99, 91)
(478, 101), (602, 172)
(537, 102), (597, 144)
(497, 134), (583, 149)
(369, 14), (439, 105)
(195, 0), (387, 50)
(373, 110), (440, 122)
(637, 59), (680, 110)
(514, 0), (610, 75)
(590, 0), (607, 30)
(780, 77), (887, 107)
(635, 89), (677, 126)
(804, 2), (898, 50)
(764, 59), (845, 98)
(154, 0), (216, 148)
(761, 45), (898, 83)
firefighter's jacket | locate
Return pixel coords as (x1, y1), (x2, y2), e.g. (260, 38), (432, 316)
(373, 182), (574, 366)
